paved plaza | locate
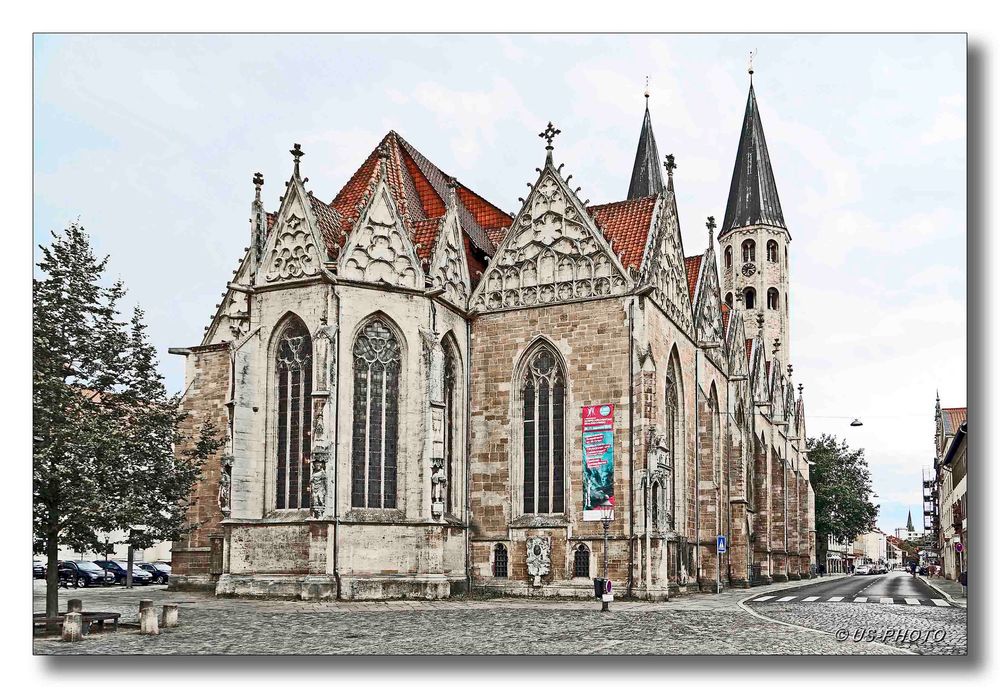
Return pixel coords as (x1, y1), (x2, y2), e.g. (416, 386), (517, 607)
(32, 575), (969, 655)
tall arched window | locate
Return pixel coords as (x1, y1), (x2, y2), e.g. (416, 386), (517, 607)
(351, 318), (401, 509)
(767, 240), (779, 263)
(742, 239), (756, 263)
(651, 482), (660, 529)
(725, 292), (733, 308)
(724, 246), (733, 270)
(710, 388), (721, 484)
(443, 341), (458, 514)
(573, 544), (591, 578)
(274, 317), (312, 510)
(521, 344), (566, 515)
(743, 287), (756, 309)
(767, 288), (779, 310)
(664, 360), (682, 528)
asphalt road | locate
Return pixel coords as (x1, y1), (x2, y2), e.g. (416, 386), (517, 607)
(748, 570), (950, 607)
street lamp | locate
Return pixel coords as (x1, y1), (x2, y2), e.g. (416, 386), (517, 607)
(600, 508), (613, 612)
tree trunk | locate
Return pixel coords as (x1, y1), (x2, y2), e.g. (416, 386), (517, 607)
(45, 515), (60, 630)
(126, 541), (134, 588)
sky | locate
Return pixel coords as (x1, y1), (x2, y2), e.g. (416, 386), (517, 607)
(32, 34), (966, 535)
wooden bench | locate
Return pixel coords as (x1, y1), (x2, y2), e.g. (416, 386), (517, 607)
(33, 611), (121, 635)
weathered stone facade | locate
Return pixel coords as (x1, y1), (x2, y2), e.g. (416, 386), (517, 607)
(170, 81), (815, 600)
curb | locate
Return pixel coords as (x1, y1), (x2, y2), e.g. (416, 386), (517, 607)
(924, 579), (967, 608)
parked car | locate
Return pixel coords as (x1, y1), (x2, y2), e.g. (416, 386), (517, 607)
(138, 562), (171, 584)
(918, 565), (929, 576)
(58, 560), (114, 587)
(33, 560), (46, 579)
(854, 564), (872, 575)
(93, 559), (154, 585)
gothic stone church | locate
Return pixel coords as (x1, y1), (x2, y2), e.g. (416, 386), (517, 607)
(170, 79), (815, 600)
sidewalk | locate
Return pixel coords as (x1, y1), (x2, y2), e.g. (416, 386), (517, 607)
(925, 575), (967, 607)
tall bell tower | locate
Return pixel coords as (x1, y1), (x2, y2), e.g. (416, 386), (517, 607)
(718, 63), (791, 359)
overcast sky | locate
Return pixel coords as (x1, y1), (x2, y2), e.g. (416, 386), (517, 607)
(33, 34), (965, 535)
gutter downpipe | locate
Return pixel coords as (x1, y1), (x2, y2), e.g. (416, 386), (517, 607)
(694, 348), (701, 588)
(627, 297), (636, 598)
(332, 285), (342, 600)
(465, 314), (472, 595)
(726, 378), (732, 586)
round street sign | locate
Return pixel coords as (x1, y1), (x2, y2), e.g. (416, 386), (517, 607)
(955, 542), (964, 553)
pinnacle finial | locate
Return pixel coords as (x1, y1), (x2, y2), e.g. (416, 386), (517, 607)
(798, 383), (803, 396)
(757, 311), (765, 333)
(644, 75), (650, 102)
(748, 49), (757, 82)
(253, 172), (264, 202)
(446, 176), (458, 206)
(706, 216), (716, 247)
(773, 337), (781, 356)
(290, 143), (304, 177)
(664, 153), (676, 177)
(539, 121), (561, 148)
(787, 363), (793, 377)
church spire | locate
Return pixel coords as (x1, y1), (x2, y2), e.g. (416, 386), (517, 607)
(627, 85), (665, 199)
(906, 510), (914, 532)
(720, 78), (786, 235)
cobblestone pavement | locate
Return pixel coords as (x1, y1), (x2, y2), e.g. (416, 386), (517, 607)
(33, 579), (905, 656)
(748, 602), (967, 656)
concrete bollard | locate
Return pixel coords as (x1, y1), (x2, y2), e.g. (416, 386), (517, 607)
(139, 599), (154, 612)
(67, 598), (83, 613)
(139, 606), (160, 635)
(161, 603), (179, 628)
(62, 612), (83, 642)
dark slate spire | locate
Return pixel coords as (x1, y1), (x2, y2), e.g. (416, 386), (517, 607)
(720, 84), (786, 235)
(906, 510), (914, 532)
(627, 95), (665, 200)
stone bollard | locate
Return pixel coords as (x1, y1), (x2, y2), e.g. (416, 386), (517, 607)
(161, 604), (179, 628)
(62, 612), (83, 642)
(139, 600), (159, 636)
(67, 598), (83, 613)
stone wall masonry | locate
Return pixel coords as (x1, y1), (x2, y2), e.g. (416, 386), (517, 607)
(171, 343), (231, 587)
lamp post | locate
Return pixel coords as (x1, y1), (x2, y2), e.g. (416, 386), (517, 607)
(126, 525), (148, 589)
(601, 508), (612, 612)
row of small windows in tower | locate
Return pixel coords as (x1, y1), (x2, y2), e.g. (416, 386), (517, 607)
(724, 240), (785, 269)
(491, 542), (591, 578)
(725, 288), (783, 310)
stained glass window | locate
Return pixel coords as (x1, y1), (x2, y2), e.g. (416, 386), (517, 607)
(275, 318), (312, 510)
(573, 544), (590, 578)
(351, 318), (401, 509)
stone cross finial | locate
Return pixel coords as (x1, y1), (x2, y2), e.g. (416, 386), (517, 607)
(749, 49), (757, 79)
(706, 216), (716, 246)
(290, 143), (304, 178)
(446, 176), (459, 207)
(787, 363), (793, 377)
(644, 75), (650, 101)
(664, 153), (677, 177)
(253, 172), (264, 202)
(798, 383), (803, 396)
(539, 121), (561, 149)
(773, 337), (781, 356)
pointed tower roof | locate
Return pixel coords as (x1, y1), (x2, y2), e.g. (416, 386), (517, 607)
(627, 97), (665, 200)
(906, 510), (914, 532)
(720, 83), (786, 235)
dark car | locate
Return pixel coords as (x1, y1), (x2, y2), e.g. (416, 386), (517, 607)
(93, 560), (154, 585)
(58, 560), (114, 587)
(33, 560), (46, 579)
(138, 562), (171, 584)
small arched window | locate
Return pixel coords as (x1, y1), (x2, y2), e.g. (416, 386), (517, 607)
(724, 246), (733, 270)
(767, 288), (779, 310)
(725, 292), (733, 308)
(493, 543), (508, 578)
(742, 239), (756, 263)
(521, 344), (566, 515)
(351, 318), (402, 509)
(743, 287), (756, 309)
(274, 317), (313, 510)
(573, 544), (591, 578)
(443, 342), (458, 514)
(767, 240), (779, 263)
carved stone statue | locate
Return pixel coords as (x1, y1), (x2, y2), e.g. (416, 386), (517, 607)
(313, 317), (336, 393)
(525, 536), (552, 587)
(218, 453), (234, 515)
(430, 460), (447, 519)
(312, 399), (326, 441)
(309, 458), (327, 518)
(650, 432), (670, 468)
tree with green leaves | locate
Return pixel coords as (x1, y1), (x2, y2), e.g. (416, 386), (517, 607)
(807, 434), (879, 569)
(33, 222), (221, 619)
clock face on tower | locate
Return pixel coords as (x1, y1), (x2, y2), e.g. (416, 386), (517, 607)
(741, 262), (757, 277)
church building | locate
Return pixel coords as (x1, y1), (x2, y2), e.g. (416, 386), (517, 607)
(169, 73), (816, 600)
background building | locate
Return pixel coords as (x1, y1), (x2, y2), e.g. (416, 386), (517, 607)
(933, 399), (967, 581)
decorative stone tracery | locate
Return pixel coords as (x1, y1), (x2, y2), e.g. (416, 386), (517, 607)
(471, 170), (628, 312)
(264, 213), (322, 282)
(639, 197), (694, 334)
(340, 184), (421, 289)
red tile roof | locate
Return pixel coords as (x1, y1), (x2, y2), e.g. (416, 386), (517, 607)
(745, 338), (754, 363)
(684, 255), (703, 303)
(942, 407), (967, 435)
(587, 195), (658, 270)
(721, 303), (731, 334)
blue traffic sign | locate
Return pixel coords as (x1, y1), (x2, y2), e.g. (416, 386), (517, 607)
(717, 535), (727, 553)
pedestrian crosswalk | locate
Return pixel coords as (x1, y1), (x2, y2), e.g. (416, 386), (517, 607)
(748, 594), (952, 607)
